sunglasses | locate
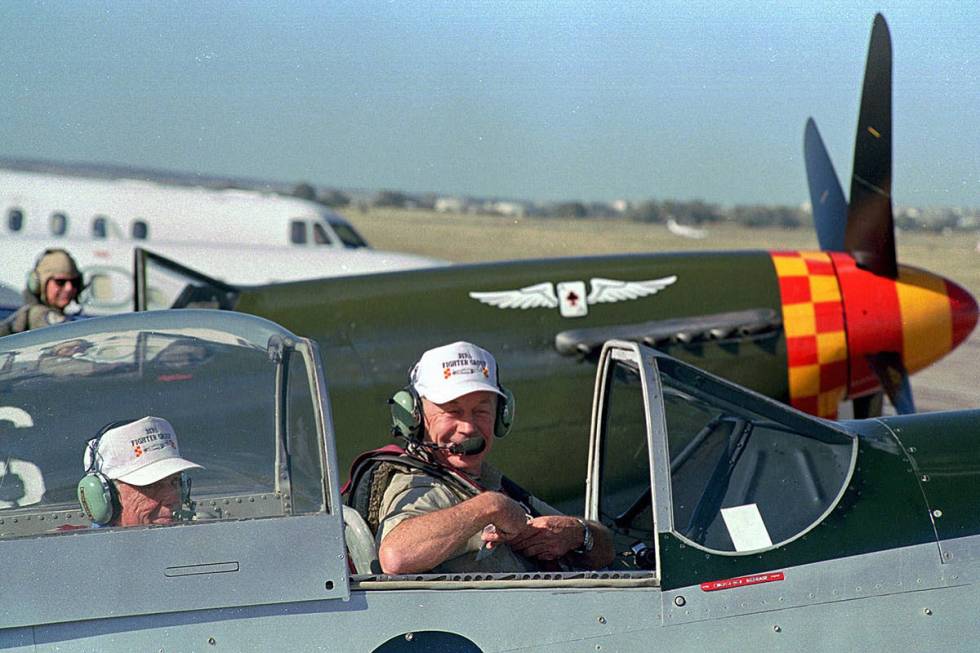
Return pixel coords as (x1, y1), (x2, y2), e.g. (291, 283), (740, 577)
(51, 277), (81, 288)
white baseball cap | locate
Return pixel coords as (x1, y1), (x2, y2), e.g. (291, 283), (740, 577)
(84, 416), (203, 486)
(411, 341), (505, 404)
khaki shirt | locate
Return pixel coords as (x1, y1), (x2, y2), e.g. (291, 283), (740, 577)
(0, 303), (66, 336)
(376, 461), (556, 574)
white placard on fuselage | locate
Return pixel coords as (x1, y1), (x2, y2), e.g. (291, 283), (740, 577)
(721, 503), (773, 552)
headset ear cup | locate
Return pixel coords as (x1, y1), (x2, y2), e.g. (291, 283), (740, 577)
(77, 473), (116, 525)
(389, 388), (422, 441)
(495, 386), (515, 438)
(28, 248), (54, 296)
(78, 418), (138, 525)
(27, 270), (40, 296)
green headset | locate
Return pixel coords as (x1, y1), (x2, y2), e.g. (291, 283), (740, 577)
(77, 419), (138, 525)
(26, 248), (82, 297)
(389, 384), (516, 443)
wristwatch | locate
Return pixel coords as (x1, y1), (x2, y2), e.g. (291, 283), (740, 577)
(575, 518), (594, 554)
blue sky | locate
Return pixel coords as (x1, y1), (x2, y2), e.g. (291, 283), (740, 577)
(0, 1), (976, 207)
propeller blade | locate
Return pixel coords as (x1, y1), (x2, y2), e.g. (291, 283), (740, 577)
(804, 117), (848, 251)
(845, 13), (897, 278)
(866, 351), (916, 414)
(852, 392), (884, 419)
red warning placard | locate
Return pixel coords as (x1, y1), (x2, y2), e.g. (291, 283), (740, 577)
(700, 572), (785, 592)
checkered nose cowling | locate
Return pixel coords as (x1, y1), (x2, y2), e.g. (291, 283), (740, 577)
(771, 252), (848, 418)
(771, 251), (979, 418)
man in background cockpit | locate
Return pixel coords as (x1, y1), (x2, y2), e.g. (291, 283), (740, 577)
(0, 248), (83, 336)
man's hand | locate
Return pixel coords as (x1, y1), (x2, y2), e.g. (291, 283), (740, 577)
(505, 515), (585, 560)
(479, 492), (531, 549)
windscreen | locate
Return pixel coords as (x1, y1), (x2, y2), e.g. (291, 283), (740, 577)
(597, 360), (653, 535)
(136, 249), (238, 312)
(0, 327), (277, 523)
(328, 220), (368, 249)
(661, 358), (854, 553)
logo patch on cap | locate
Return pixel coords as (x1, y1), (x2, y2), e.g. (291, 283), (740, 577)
(87, 416), (203, 487)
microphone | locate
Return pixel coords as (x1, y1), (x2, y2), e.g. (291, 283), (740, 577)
(445, 437), (486, 456)
(395, 432), (487, 456)
(172, 475), (196, 522)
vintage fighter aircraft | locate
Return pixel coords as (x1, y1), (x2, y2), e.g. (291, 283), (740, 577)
(1, 309), (979, 651)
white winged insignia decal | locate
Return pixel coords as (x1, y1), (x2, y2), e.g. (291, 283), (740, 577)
(468, 282), (559, 310)
(469, 276), (677, 318)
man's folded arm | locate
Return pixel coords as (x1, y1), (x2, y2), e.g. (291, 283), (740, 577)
(378, 491), (528, 575)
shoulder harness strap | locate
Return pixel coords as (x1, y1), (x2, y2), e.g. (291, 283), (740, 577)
(499, 475), (542, 518)
(343, 448), (483, 534)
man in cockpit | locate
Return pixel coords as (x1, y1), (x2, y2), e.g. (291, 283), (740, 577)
(0, 248), (83, 336)
(370, 341), (614, 575)
(77, 416), (203, 527)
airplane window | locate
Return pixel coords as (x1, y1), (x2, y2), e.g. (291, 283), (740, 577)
(137, 250), (239, 312)
(330, 221), (368, 249)
(49, 212), (68, 236)
(659, 359), (854, 554)
(92, 216), (108, 239)
(312, 222), (333, 245)
(597, 361), (656, 569)
(132, 219), (148, 240)
(286, 350), (326, 514)
(598, 362), (652, 526)
(290, 220), (307, 245)
(7, 208), (24, 232)
(0, 322), (295, 538)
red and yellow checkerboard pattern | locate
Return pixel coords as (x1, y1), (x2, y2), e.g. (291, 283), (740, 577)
(771, 252), (848, 418)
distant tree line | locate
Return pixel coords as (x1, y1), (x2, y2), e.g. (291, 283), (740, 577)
(292, 182), (352, 208)
(626, 200), (727, 225)
(289, 182), (978, 232)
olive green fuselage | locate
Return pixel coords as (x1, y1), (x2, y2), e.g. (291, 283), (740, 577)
(659, 410), (980, 591)
(236, 251), (786, 504)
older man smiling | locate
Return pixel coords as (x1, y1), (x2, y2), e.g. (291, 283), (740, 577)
(78, 416), (203, 527)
